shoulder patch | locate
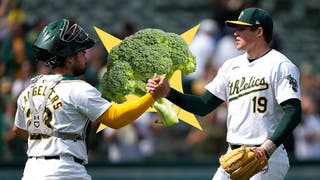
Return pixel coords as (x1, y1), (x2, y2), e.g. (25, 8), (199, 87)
(285, 75), (298, 92)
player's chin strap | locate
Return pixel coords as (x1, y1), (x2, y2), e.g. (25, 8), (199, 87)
(27, 75), (83, 141)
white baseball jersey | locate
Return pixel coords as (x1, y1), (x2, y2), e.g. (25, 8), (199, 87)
(205, 49), (300, 145)
(14, 74), (111, 164)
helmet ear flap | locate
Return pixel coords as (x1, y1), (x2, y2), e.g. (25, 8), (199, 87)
(33, 46), (53, 62)
(32, 46), (64, 68)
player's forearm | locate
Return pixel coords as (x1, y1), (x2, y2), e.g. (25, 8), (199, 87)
(97, 93), (155, 129)
(265, 98), (301, 156)
(166, 88), (224, 116)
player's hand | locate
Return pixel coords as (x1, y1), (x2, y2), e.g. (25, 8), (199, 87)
(147, 74), (170, 100)
(252, 147), (268, 159)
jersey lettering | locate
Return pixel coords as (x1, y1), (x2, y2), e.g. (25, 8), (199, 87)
(229, 76), (269, 102)
(53, 102), (63, 109)
(23, 86), (62, 110)
(31, 85), (61, 106)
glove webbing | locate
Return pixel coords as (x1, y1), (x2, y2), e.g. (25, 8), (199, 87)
(221, 146), (254, 173)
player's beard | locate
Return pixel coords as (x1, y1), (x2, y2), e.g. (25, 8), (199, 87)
(73, 62), (87, 76)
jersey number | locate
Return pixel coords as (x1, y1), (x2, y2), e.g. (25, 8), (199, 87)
(252, 96), (267, 113)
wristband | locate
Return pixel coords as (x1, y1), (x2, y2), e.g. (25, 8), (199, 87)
(260, 139), (277, 158)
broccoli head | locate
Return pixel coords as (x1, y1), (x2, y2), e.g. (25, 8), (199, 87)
(100, 28), (196, 126)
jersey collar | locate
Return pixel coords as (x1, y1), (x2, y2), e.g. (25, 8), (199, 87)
(61, 75), (80, 80)
(247, 48), (272, 62)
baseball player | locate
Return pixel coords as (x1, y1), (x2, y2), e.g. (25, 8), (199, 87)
(13, 19), (167, 180)
(147, 8), (301, 180)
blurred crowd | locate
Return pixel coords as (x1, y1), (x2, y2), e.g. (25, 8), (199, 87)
(1, 0), (320, 164)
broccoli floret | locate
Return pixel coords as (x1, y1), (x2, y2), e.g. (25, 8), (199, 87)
(101, 61), (135, 103)
(100, 28), (196, 126)
(130, 44), (173, 81)
(165, 33), (196, 78)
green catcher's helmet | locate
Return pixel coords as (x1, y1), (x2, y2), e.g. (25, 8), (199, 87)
(33, 19), (95, 67)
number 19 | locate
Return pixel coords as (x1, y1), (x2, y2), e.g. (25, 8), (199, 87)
(252, 96), (267, 113)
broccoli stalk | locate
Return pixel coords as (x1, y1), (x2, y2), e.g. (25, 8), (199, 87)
(153, 98), (179, 126)
(100, 28), (196, 127)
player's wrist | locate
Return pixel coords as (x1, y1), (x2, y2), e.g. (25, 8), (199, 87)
(260, 139), (277, 158)
(146, 92), (156, 101)
(165, 88), (172, 98)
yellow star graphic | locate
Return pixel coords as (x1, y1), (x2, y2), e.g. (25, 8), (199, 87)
(94, 24), (202, 132)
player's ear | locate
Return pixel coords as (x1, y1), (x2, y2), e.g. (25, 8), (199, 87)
(257, 27), (264, 38)
(65, 55), (75, 65)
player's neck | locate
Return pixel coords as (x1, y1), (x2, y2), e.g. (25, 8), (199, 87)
(51, 67), (73, 76)
(247, 43), (271, 61)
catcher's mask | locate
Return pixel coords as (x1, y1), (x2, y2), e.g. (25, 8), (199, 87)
(33, 19), (95, 68)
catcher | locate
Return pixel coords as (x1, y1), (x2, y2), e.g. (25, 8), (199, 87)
(13, 19), (168, 179)
(147, 8), (301, 180)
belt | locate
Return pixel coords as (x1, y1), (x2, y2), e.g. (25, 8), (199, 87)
(229, 144), (260, 150)
(52, 131), (83, 141)
(28, 155), (84, 165)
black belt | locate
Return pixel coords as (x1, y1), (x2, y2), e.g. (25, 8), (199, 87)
(28, 155), (84, 165)
(229, 144), (260, 150)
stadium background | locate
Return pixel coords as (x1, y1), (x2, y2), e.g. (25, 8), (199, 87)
(1, 0), (320, 179)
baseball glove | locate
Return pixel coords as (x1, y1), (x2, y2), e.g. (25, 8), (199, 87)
(219, 145), (268, 180)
